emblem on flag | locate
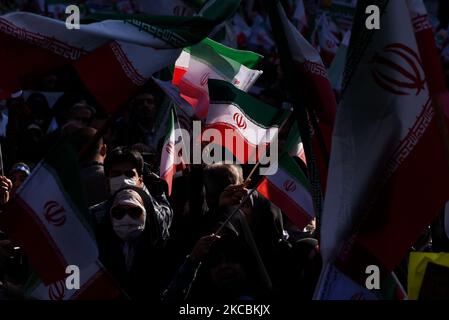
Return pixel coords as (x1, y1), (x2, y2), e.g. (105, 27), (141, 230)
(200, 72), (209, 86)
(165, 141), (174, 155)
(233, 112), (247, 129)
(283, 180), (297, 192)
(43, 201), (67, 227)
(371, 43), (426, 96)
(48, 280), (66, 300)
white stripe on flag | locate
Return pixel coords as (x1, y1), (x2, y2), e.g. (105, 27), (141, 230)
(205, 103), (276, 146)
(19, 164), (98, 268)
(265, 166), (314, 218)
(314, 263), (379, 300)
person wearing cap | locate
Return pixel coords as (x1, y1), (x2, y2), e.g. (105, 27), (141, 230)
(96, 186), (173, 300)
(8, 162), (30, 196)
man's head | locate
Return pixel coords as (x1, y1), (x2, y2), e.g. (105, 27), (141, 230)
(104, 147), (145, 194)
(68, 127), (107, 165)
(203, 163), (244, 210)
(129, 93), (157, 130)
(26, 92), (51, 128)
(67, 101), (95, 127)
(128, 82), (163, 131)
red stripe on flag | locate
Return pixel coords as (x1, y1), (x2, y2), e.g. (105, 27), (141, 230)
(0, 198), (68, 284)
(177, 77), (209, 119)
(162, 165), (176, 195)
(203, 122), (263, 164)
(172, 67), (187, 86)
(257, 178), (312, 229)
(74, 42), (140, 114)
(0, 32), (67, 92)
(337, 114), (449, 283)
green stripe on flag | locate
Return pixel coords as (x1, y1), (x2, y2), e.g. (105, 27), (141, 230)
(279, 153), (311, 191)
(208, 79), (285, 127)
(185, 38), (263, 69)
(85, 0), (241, 48)
(183, 0), (208, 10)
(285, 123), (301, 153)
(24, 271), (41, 297)
(164, 107), (175, 144)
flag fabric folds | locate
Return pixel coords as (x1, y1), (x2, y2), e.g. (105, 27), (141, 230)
(257, 153), (314, 230)
(0, 0), (240, 113)
(317, 0), (449, 298)
(0, 143), (98, 285)
(205, 79), (285, 164)
(26, 260), (122, 300)
(173, 37), (263, 119)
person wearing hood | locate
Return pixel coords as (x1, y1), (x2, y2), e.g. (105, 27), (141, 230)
(96, 186), (172, 300)
(90, 146), (173, 242)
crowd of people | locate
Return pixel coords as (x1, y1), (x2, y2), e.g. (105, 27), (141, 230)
(0, 0), (448, 301)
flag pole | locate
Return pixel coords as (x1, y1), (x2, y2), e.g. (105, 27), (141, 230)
(214, 112), (291, 236)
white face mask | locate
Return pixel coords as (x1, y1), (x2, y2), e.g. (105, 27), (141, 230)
(112, 214), (145, 241)
(109, 175), (138, 195)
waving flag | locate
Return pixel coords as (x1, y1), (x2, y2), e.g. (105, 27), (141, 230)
(317, 0), (449, 298)
(285, 123), (307, 164)
(315, 13), (340, 66)
(293, 0), (308, 34)
(160, 107), (180, 195)
(257, 153), (314, 229)
(173, 37), (263, 119)
(0, 143), (98, 284)
(315, 263), (406, 300)
(328, 31), (351, 96)
(267, 1), (337, 193)
(406, 0), (449, 116)
(0, 0), (240, 113)
(205, 79), (285, 164)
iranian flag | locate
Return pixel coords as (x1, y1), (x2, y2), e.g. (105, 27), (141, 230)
(406, 0), (449, 116)
(314, 263), (406, 300)
(154, 78), (194, 185)
(0, 0), (240, 113)
(328, 31), (351, 97)
(160, 108), (177, 196)
(205, 79), (286, 164)
(173, 37), (263, 119)
(268, 1), (337, 191)
(0, 143), (98, 285)
(26, 261), (122, 300)
(285, 122), (307, 164)
(293, 0), (308, 34)
(257, 154), (314, 229)
(315, 13), (340, 67)
(318, 0), (449, 294)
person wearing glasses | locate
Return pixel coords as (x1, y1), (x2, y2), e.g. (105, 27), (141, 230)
(96, 186), (171, 300)
(90, 146), (173, 242)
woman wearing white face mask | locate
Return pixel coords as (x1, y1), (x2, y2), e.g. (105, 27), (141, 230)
(110, 189), (147, 242)
(96, 186), (170, 300)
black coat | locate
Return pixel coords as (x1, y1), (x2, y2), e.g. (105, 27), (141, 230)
(96, 186), (172, 300)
